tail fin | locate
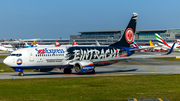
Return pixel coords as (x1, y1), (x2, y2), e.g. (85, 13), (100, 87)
(25, 43), (30, 47)
(96, 40), (100, 46)
(55, 40), (61, 47)
(73, 40), (78, 46)
(31, 43), (34, 47)
(110, 13), (138, 47)
(177, 39), (180, 43)
(155, 34), (171, 48)
(34, 40), (38, 45)
(133, 41), (140, 49)
(149, 40), (155, 47)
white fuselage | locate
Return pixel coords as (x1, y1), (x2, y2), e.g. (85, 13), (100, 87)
(3, 46), (70, 69)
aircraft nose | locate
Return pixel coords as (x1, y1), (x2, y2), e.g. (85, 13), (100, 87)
(3, 57), (10, 66)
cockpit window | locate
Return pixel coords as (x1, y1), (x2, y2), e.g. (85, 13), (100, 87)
(9, 54), (22, 57)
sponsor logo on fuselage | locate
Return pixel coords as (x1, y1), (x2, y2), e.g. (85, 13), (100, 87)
(17, 58), (23, 65)
(35, 48), (65, 54)
(125, 28), (134, 44)
(67, 47), (127, 60)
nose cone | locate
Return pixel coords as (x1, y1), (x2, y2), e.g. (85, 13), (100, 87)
(3, 57), (11, 66)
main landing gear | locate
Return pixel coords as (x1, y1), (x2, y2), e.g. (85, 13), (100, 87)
(87, 69), (95, 74)
(18, 72), (24, 76)
(64, 68), (72, 74)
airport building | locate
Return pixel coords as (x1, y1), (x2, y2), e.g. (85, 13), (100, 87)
(71, 29), (180, 45)
(1, 29), (180, 48)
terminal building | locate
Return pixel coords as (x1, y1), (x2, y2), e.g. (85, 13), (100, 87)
(71, 29), (180, 45)
(1, 29), (180, 48)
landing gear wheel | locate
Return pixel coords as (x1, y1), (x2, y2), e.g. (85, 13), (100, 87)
(18, 72), (24, 76)
(64, 68), (72, 74)
(87, 69), (95, 74)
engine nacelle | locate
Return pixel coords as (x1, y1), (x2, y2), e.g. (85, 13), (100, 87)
(74, 61), (94, 73)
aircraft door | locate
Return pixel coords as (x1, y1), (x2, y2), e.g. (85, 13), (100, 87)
(28, 51), (34, 62)
(13, 58), (15, 63)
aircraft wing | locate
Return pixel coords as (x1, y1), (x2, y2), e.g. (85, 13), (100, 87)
(92, 54), (162, 63)
(92, 41), (175, 63)
(129, 47), (154, 51)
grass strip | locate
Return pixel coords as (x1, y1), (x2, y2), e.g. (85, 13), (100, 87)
(0, 63), (34, 72)
(0, 75), (179, 100)
(0, 55), (8, 58)
(154, 57), (180, 61)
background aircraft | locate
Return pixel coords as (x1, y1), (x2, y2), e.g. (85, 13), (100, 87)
(133, 41), (154, 52)
(155, 34), (179, 50)
(55, 40), (61, 47)
(0, 44), (14, 52)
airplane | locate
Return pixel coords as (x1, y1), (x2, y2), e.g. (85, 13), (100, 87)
(155, 34), (179, 50)
(3, 13), (175, 76)
(0, 44), (14, 52)
(34, 40), (55, 47)
(24, 42), (37, 47)
(148, 40), (167, 51)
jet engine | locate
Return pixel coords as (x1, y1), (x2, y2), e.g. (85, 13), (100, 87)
(74, 61), (95, 73)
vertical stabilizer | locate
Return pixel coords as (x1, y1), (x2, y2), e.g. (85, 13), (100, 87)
(96, 40), (100, 46)
(73, 40), (78, 46)
(55, 40), (61, 47)
(133, 41), (140, 49)
(149, 40), (155, 47)
(155, 34), (171, 48)
(110, 13), (138, 47)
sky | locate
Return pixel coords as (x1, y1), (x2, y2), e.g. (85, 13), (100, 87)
(0, 0), (180, 40)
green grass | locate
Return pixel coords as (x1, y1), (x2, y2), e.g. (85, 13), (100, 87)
(0, 55), (8, 58)
(0, 63), (34, 72)
(0, 75), (180, 100)
(0, 63), (13, 72)
(154, 57), (180, 61)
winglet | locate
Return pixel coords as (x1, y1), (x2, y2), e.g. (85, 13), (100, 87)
(165, 41), (176, 55)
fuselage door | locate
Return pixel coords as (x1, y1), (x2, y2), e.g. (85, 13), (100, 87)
(28, 51), (34, 62)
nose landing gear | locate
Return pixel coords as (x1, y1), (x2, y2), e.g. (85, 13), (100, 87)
(18, 72), (24, 76)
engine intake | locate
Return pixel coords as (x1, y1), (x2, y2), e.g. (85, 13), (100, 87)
(74, 61), (94, 73)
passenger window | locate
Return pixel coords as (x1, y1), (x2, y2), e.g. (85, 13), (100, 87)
(10, 54), (22, 57)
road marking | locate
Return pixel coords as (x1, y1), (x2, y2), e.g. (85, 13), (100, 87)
(158, 98), (163, 101)
(134, 62), (157, 70)
(133, 98), (137, 101)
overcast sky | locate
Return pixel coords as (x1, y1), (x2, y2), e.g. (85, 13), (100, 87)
(0, 0), (180, 39)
